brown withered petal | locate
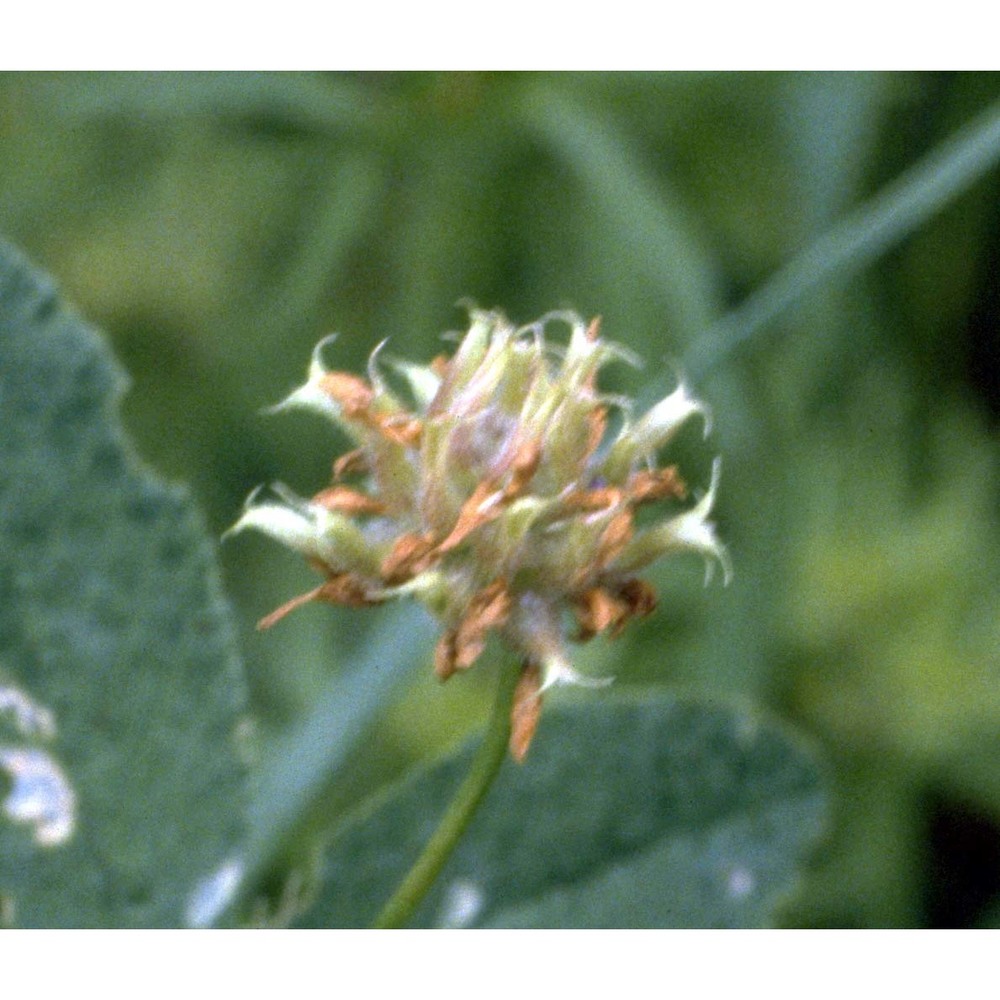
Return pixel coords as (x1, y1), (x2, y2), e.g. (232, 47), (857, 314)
(434, 629), (459, 681)
(561, 485), (625, 513)
(464, 578), (512, 631)
(333, 448), (369, 479)
(574, 586), (630, 641)
(377, 415), (423, 448)
(311, 486), (387, 516)
(504, 438), (542, 498)
(436, 480), (503, 554)
(628, 466), (687, 505)
(380, 531), (439, 584)
(617, 577), (658, 620)
(294, 574), (375, 612)
(319, 371), (375, 417)
(509, 661), (543, 763)
(317, 573), (380, 608)
(256, 585), (328, 631)
(450, 578), (512, 672)
(453, 632), (487, 673)
(597, 508), (634, 568)
(584, 405), (608, 462)
(257, 573), (377, 629)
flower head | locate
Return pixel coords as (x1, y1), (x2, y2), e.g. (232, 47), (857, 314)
(229, 309), (727, 759)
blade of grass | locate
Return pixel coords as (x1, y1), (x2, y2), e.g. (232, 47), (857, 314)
(518, 81), (725, 342)
(684, 96), (1000, 383)
(256, 151), (386, 333)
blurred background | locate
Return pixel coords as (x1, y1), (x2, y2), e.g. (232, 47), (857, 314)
(1, 71), (998, 927)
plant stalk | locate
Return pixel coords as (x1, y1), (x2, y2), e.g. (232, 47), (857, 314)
(372, 660), (521, 929)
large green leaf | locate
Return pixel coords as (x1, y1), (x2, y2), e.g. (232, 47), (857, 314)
(298, 693), (827, 928)
(0, 241), (248, 927)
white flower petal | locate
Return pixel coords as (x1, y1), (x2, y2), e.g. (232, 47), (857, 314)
(264, 380), (343, 422)
(603, 378), (711, 480)
(382, 355), (442, 412)
(226, 500), (321, 554)
(661, 458), (731, 584)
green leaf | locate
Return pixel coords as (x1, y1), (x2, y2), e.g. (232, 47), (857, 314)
(0, 241), (248, 927)
(298, 693), (827, 928)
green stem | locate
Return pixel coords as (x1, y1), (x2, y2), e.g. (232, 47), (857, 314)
(372, 660), (521, 929)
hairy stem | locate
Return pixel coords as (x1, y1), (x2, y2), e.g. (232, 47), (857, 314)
(372, 660), (521, 929)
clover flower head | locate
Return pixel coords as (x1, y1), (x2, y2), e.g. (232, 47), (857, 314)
(229, 308), (728, 759)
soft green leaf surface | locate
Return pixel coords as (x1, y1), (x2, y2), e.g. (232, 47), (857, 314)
(298, 694), (826, 928)
(0, 241), (248, 927)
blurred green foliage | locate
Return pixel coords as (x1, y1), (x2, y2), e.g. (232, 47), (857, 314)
(1, 71), (998, 927)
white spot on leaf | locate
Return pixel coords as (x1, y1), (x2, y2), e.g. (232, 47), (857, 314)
(438, 878), (485, 929)
(0, 680), (76, 848)
(0, 746), (76, 847)
(186, 856), (245, 928)
(0, 685), (57, 740)
(727, 866), (755, 899)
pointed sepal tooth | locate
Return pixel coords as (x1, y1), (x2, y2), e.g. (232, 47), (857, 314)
(381, 355), (443, 412)
(613, 458), (731, 584)
(226, 485), (378, 574)
(605, 380), (711, 480)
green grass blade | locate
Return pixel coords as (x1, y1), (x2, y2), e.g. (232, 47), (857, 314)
(684, 96), (1000, 382)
